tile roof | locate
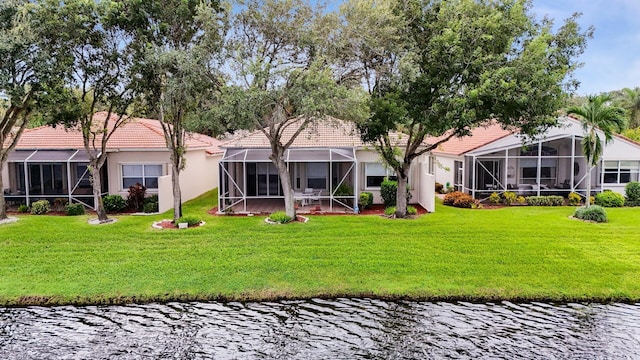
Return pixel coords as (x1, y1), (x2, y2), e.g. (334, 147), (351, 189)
(13, 112), (222, 153)
(222, 116), (413, 149)
(426, 122), (514, 156)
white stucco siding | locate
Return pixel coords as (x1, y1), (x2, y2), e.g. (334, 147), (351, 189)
(355, 149), (430, 205)
(433, 154), (458, 188)
(180, 151), (220, 201)
(602, 138), (640, 161)
(106, 150), (171, 197)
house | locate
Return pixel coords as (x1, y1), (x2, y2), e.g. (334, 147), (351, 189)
(431, 116), (640, 198)
(218, 117), (436, 213)
(1, 112), (222, 212)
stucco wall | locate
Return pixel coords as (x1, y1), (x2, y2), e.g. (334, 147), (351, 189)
(355, 149), (431, 206)
(108, 149), (220, 213)
(157, 151), (221, 213)
(106, 150), (171, 198)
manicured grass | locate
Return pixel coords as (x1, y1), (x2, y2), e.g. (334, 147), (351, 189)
(1, 190), (640, 306)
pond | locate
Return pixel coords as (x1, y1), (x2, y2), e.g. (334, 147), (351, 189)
(2, 298), (639, 359)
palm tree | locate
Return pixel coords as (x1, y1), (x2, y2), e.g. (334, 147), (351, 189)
(567, 94), (626, 207)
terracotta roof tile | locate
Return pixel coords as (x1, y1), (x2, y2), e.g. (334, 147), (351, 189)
(13, 112), (222, 152)
(426, 123), (513, 156)
(223, 116), (413, 149)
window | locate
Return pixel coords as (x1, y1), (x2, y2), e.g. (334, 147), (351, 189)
(519, 159), (557, 184)
(365, 162), (396, 188)
(307, 163), (327, 189)
(122, 164), (163, 189)
(604, 161), (640, 184)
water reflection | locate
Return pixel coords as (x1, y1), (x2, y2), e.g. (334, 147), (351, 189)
(1, 299), (640, 359)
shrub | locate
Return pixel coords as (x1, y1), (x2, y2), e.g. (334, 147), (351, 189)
(574, 205), (608, 223)
(380, 178), (412, 208)
(103, 195), (127, 213)
(268, 211), (291, 224)
(143, 195), (159, 213)
(625, 182), (640, 206)
(516, 196), (526, 205)
(407, 205), (417, 215)
(384, 207), (396, 216)
(435, 182), (444, 194)
(30, 200), (50, 215)
(359, 192), (373, 210)
(65, 203), (86, 216)
(17, 204), (29, 213)
(568, 192), (582, 206)
(127, 183), (146, 211)
(502, 191), (517, 206)
(53, 198), (68, 211)
(380, 179), (398, 208)
(525, 196), (564, 206)
(177, 215), (202, 227)
(443, 191), (475, 208)
(488, 192), (501, 204)
(594, 191), (625, 207)
(333, 183), (353, 197)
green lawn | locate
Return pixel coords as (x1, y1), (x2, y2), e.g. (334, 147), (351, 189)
(1, 190), (640, 306)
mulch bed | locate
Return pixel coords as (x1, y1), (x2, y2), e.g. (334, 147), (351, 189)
(209, 204), (429, 216)
(153, 220), (204, 229)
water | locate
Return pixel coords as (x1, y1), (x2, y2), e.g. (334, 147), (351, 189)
(2, 298), (640, 359)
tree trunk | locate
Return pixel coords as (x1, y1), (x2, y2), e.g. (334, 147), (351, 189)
(272, 154), (295, 219)
(395, 170), (409, 218)
(0, 161), (6, 220)
(585, 165), (593, 207)
(90, 162), (108, 222)
(172, 164), (182, 222)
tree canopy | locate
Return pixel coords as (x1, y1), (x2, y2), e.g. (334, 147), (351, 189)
(354, 0), (593, 217)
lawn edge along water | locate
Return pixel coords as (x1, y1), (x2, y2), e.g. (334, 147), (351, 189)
(1, 190), (640, 307)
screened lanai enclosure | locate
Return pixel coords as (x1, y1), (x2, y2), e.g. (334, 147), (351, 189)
(218, 148), (358, 213)
(460, 134), (601, 199)
(4, 150), (107, 209)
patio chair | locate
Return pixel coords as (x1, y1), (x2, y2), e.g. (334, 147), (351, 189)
(306, 188), (322, 205)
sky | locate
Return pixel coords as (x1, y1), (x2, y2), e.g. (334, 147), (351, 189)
(532, 0), (640, 95)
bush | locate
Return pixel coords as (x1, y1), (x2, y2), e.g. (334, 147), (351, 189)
(30, 200), (50, 215)
(65, 203), (86, 216)
(525, 196), (564, 206)
(574, 205), (608, 223)
(568, 192), (582, 206)
(143, 195), (159, 213)
(177, 215), (202, 227)
(516, 196), (526, 205)
(502, 191), (517, 206)
(625, 182), (640, 206)
(17, 204), (29, 213)
(359, 192), (373, 210)
(488, 192), (501, 204)
(268, 211), (291, 224)
(594, 191), (625, 207)
(103, 195), (127, 213)
(407, 205), (417, 215)
(127, 183), (146, 211)
(53, 198), (68, 211)
(333, 183), (353, 197)
(384, 205), (417, 216)
(384, 207), (396, 216)
(380, 178), (411, 208)
(380, 179), (397, 208)
(443, 191), (476, 208)
(435, 182), (444, 194)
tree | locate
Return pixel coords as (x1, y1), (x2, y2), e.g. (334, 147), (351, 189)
(221, 0), (367, 219)
(36, 0), (139, 222)
(355, 0), (593, 217)
(119, 0), (228, 222)
(0, 0), (70, 220)
(567, 94), (626, 207)
(622, 87), (640, 129)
